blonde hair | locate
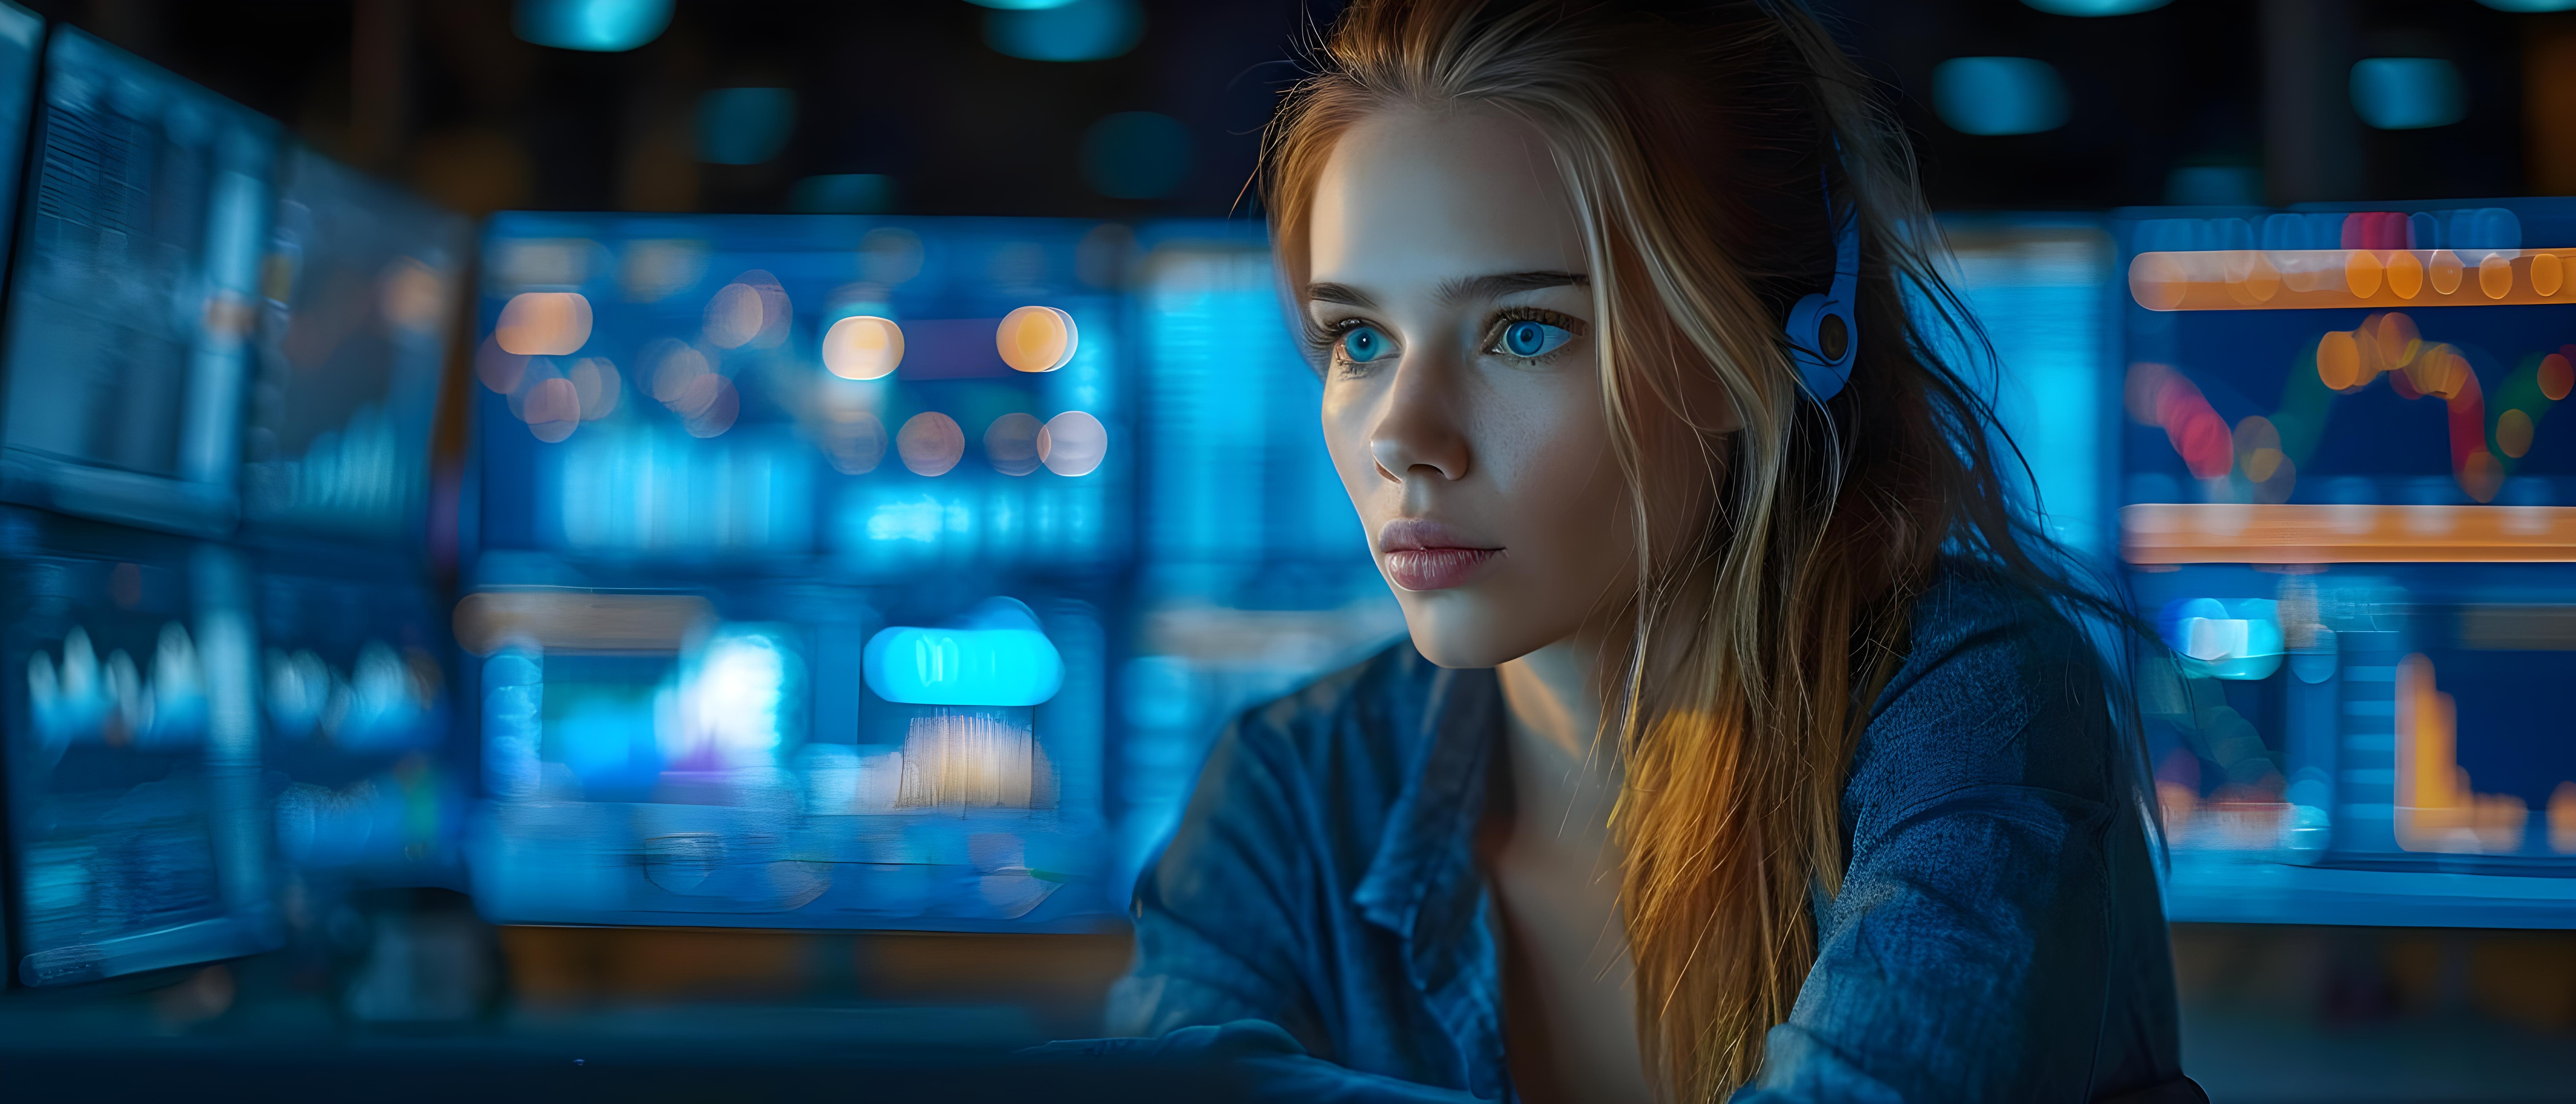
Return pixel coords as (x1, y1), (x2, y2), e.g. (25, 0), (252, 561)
(1265, 1), (2099, 1098)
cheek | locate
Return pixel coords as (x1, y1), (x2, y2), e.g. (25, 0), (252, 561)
(1479, 371), (1623, 532)
(1320, 383), (1382, 503)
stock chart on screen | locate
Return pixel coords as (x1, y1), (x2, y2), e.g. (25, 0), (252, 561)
(242, 145), (468, 545)
(0, 510), (275, 985)
(2119, 199), (2576, 926)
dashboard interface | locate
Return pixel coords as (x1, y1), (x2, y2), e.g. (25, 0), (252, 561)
(2118, 199), (2576, 925)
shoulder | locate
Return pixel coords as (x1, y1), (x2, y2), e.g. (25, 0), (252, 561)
(1196, 638), (1446, 823)
(1225, 638), (1438, 775)
(1850, 561), (2117, 817)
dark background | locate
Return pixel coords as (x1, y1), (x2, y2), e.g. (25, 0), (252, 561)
(4, 4), (2575, 1100)
(19, 0), (2570, 223)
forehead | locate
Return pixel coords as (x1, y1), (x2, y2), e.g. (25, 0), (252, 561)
(1307, 105), (1588, 291)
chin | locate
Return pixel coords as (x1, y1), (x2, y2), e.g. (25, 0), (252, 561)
(1392, 589), (1549, 669)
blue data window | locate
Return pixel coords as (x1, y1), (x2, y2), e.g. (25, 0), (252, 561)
(0, 510), (278, 985)
(2114, 199), (2576, 926)
(242, 147), (468, 545)
(465, 215), (1134, 933)
(0, 29), (280, 537)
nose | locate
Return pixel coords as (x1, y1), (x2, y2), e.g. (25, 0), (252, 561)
(1367, 356), (1470, 484)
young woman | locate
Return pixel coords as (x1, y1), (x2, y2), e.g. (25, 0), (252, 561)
(1100, 2), (2196, 1100)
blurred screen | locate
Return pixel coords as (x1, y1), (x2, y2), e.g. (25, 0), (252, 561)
(253, 554), (462, 889)
(0, 28), (276, 536)
(2118, 199), (2576, 925)
(242, 146), (465, 542)
(1937, 215), (2117, 559)
(0, 510), (274, 985)
(1117, 222), (1399, 886)
(466, 214), (1128, 931)
(0, 3), (41, 280)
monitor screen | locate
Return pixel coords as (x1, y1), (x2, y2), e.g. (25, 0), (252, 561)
(241, 146), (466, 544)
(1115, 222), (1399, 887)
(0, 508), (274, 985)
(1936, 214), (2118, 560)
(466, 214), (1130, 931)
(252, 553), (462, 890)
(0, 28), (277, 537)
(2116, 199), (2576, 926)
(0, 3), (42, 281)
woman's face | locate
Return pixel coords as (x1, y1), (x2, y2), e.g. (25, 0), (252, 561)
(1308, 105), (1635, 669)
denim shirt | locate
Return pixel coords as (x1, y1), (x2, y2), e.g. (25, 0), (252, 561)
(1104, 566), (2191, 1102)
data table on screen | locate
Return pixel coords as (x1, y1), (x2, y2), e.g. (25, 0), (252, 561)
(0, 28), (278, 537)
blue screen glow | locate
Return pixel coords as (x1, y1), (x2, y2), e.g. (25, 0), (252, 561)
(514, 0), (672, 52)
(2350, 58), (2467, 131)
(864, 598), (1065, 707)
(983, 0), (1142, 63)
(1932, 56), (2072, 136)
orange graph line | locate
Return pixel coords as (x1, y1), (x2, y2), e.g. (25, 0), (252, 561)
(2121, 504), (2576, 563)
(2130, 248), (2574, 311)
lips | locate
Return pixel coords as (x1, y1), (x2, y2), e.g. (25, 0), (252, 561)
(1377, 518), (1502, 592)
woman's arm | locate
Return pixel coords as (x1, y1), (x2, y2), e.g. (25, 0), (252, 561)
(1736, 606), (2163, 1102)
(1737, 776), (2123, 1102)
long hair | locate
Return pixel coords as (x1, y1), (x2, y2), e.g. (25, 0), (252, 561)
(1263, 1), (2132, 1098)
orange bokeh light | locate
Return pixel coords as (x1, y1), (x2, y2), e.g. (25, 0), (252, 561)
(2542, 353), (2574, 402)
(523, 376), (581, 443)
(897, 412), (964, 476)
(822, 316), (905, 380)
(2373, 310), (2419, 369)
(495, 292), (592, 356)
(996, 306), (1077, 373)
(2498, 408), (2536, 458)
(681, 376), (738, 438)
(2385, 249), (2425, 299)
(2479, 254), (2514, 300)
(566, 357), (621, 421)
(2344, 250), (2383, 299)
(2317, 331), (2361, 390)
(2429, 251), (2465, 296)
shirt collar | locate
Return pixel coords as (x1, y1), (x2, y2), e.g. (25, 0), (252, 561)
(1352, 661), (1504, 937)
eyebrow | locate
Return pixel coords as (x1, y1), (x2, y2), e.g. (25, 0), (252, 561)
(1301, 270), (1589, 310)
(1435, 270), (1589, 305)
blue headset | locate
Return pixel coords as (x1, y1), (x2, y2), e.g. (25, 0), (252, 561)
(1783, 174), (1860, 401)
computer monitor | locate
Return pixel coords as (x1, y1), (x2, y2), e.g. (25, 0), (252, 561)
(0, 28), (278, 537)
(0, 3), (42, 283)
(241, 145), (467, 545)
(252, 550), (463, 891)
(2116, 198), (2576, 926)
(1935, 214), (2120, 561)
(466, 214), (1129, 931)
(0, 507), (275, 986)
(1114, 220), (1398, 886)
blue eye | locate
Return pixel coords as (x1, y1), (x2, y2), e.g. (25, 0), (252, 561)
(1342, 325), (1390, 363)
(1498, 319), (1573, 358)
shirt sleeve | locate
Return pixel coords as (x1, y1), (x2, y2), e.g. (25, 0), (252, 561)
(1734, 607), (2130, 1103)
(1106, 707), (1331, 1048)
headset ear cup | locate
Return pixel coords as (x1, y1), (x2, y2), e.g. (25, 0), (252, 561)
(1784, 183), (1861, 402)
(1784, 291), (1849, 401)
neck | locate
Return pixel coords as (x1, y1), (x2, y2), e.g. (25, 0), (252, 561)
(1496, 636), (1619, 842)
